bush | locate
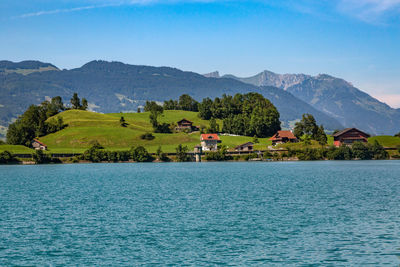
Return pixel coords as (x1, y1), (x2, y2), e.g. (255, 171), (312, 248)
(205, 145), (231, 161)
(131, 146), (153, 162)
(32, 150), (51, 164)
(244, 153), (258, 161)
(156, 146), (170, 162)
(352, 142), (372, 160)
(297, 148), (323, 161)
(82, 143), (106, 162)
(175, 144), (191, 162)
(0, 151), (17, 164)
(140, 133), (155, 140)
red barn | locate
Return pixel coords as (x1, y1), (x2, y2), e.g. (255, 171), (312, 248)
(333, 128), (370, 147)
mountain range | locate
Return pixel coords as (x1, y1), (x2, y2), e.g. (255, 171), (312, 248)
(0, 60), (399, 139)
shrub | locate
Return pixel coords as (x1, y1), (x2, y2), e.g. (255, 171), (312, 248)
(156, 146), (169, 162)
(352, 142), (372, 160)
(370, 140), (388, 160)
(0, 151), (17, 164)
(297, 148), (323, 161)
(140, 133), (155, 140)
(32, 150), (51, 164)
(82, 143), (106, 162)
(175, 144), (191, 162)
(244, 153), (258, 161)
(131, 146), (153, 162)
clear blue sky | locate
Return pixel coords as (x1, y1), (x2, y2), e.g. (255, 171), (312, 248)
(1, 0), (400, 107)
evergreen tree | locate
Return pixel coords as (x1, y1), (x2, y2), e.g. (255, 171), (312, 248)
(81, 98), (88, 110)
(316, 125), (327, 146)
(70, 93), (81, 109)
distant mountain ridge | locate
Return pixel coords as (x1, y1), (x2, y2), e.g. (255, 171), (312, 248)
(220, 70), (400, 135)
(0, 60), (344, 139)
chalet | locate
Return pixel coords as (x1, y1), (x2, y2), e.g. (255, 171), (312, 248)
(176, 119), (198, 132)
(200, 134), (221, 151)
(269, 131), (298, 145)
(333, 128), (370, 147)
(32, 139), (47, 150)
(235, 142), (254, 152)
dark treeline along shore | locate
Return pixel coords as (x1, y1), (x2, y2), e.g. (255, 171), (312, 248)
(1, 91), (400, 164)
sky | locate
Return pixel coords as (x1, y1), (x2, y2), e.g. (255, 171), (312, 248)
(1, 0), (400, 107)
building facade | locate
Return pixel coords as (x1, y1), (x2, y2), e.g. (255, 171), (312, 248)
(333, 128), (370, 147)
(200, 134), (221, 151)
(269, 131), (298, 145)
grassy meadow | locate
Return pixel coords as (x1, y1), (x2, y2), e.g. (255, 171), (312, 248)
(36, 110), (271, 153)
(3, 109), (399, 154)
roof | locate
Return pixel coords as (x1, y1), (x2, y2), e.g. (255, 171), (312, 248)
(332, 128), (370, 138)
(177, 118), (193, 124)
(200, 134), (220, 141)
(269, 131), (297, 141)
(33, 139), (47, 147)
(235, 142), (254, 149)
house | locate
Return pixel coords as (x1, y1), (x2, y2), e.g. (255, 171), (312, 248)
(200, 134), (221, 151)
(176, 119), (198, 132)
(32, 139), (47, 150)
(333, 128), (370, 147)
(235, 142), (254, 152)
(269, 131), (298, 145)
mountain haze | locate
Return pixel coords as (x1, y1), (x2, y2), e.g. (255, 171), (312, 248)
(0, 60), (343, 139)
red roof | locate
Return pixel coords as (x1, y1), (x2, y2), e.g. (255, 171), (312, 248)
(269, 131), (297, 141)
(33, 139), (47, 147)
(200, 134), (220, 141)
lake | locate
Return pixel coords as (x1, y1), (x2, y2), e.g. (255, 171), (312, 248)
(0, 161), (399, 265)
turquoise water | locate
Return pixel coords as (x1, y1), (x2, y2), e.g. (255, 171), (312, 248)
(0, 161), (399, 265)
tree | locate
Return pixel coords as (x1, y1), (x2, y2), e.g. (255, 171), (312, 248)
(198, 97), (213, 120)
(70, 93), (81, 109)
(81, 98), (88, 110)
(370, 140), (388, 160)
(316, 125), (327, 146)
(179, 94), (198, 111)
(395, 132), (400, 137)
(294, 114), (318, 139)
(208, 117), (220, 133)
(156, 146), (169, 161)
(131, 146), (153, 162)
(0, 151), (16, 164)
(120, 116), (128, 127)
(175, 144), (190, 162)
(32, 150), (51, 164)
(352, 142), (372, 160)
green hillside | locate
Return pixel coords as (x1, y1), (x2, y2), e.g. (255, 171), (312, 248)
(368, 135), (400, 148)
(0, 145), (34, 154)
(38, 110), (271, 153)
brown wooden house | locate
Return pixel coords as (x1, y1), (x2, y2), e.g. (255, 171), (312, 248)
(269, 131), (298, 145)
(176, 119), (198, 131)
(333, 128), (370, 147)
(235, 142), (254, 152)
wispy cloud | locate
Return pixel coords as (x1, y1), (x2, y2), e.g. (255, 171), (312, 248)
(14, 0), (222, 19)
(336, 0), (400, 22)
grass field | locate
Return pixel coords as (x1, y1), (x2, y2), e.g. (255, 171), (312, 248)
(368, 135), (400, 148)
(0, 145), (34, 154)
(37, 110), (270, 153)
(12, 109), (400, 154)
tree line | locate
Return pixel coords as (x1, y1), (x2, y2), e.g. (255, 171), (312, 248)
(6, 93), (87, 147)
(159, 93), (282, 137)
